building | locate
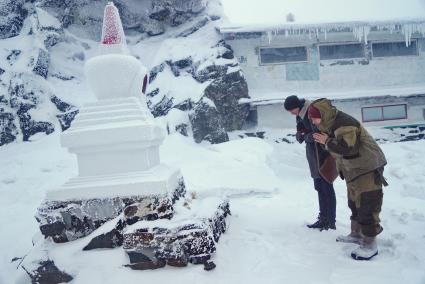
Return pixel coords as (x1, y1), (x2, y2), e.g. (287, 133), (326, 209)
(218, 1), (425, 129)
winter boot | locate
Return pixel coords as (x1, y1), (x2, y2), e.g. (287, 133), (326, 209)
(322, 221), (336, 231)
(306, 219), (326, 229)
(351, 236), (378, 261)
(336, 221), (362, 244)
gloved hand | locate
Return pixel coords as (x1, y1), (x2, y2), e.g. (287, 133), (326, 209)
(296, 130), (305, 143)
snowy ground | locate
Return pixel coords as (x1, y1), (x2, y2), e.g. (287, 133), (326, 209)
(1, 130), (425, 284)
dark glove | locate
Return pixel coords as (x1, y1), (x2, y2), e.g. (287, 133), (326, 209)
(296, 130), (305, 143)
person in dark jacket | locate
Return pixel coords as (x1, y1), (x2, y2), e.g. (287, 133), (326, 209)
(309, 98), (387, 261)
(284, 95), (337, 231)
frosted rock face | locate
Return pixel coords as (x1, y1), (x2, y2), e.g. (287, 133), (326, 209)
(35, 0), (208, 40)
(204, 70), (250, 131)
(148, 40), (250, 144)
(189, 98), (229, 144)
(5, 73), (71, 142)
(0, 4), (74, 146)
(32, 48), (50, 79)
(0, 0), (27, 39)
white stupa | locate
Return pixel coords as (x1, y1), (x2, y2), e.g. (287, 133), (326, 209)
(46, 2), (181, 201)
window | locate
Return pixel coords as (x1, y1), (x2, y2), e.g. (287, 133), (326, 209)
(259, 46), (308, 64)
(372, 41), (418, 57)
(362, 104), (407, 122)
(319, 43), (364, 60)
(238, 56), (247, 64)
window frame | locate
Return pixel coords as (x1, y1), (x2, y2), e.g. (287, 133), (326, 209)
(318, 42), (366, 61)
(361, 103), (408, 122)
(371, 39), (419, 58)
(258, 45), (309, 65)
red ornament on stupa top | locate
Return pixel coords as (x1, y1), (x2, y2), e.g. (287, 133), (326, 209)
(101, 2), (125, 45)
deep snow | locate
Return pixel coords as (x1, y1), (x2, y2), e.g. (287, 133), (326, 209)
(1, 129), (425, 284)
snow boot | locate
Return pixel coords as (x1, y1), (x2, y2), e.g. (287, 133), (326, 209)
(336, 221), (362, 244)
(306, 219), (326, 229)
(351, 236), (378, 261)
(322, 222), (336, 231)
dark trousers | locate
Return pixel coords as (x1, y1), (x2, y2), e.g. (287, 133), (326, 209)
(313, 177), (336, 223)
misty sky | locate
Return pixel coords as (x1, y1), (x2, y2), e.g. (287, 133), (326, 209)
(220, 0), (425, 25)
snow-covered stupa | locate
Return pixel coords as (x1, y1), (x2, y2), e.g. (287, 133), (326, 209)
(36, 2), (185, 243)
(25, 3), (230, 280)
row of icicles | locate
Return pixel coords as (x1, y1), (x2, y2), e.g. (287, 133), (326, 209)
(264, 21), (425, 46)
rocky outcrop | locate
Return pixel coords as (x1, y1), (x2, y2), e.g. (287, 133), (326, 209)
(36, 0), (208, 40)
(148, 40), (250, 144)
(0, 0), (27, 39)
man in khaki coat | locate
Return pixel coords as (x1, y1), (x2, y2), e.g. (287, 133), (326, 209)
(308, 98), (387, 261)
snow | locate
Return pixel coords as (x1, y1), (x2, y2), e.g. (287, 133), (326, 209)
(2, 129), (425, 284)
(35, 7), (61, 30)
(85, 54), (148, 100)
(221, 0), (425, 25)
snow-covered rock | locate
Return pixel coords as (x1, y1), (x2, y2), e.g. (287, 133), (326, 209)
(0, 0), (27, 39)
(36, 179), (186, 243)
(190, 97), (229, 144)
(0, 0), (250, 146)
(123, 197), (230, 269)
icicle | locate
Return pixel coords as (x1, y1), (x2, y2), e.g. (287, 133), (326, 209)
(267, 30), (272, 44)
(363, 25), (370, 44)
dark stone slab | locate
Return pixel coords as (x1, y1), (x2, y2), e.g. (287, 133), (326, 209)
(24, 260), (73, 284)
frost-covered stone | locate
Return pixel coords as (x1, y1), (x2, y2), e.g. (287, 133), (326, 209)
(36, 177), (186, 243)
(51, 96), (79, 131)
(204, 70), (250, 131)
(123, 198), (230, 269)
(190, 98), (229, 144)
(24, 260), (73, 284)
(0, 0), (27, 39)
(0, 111), (18, 146)
(6, 49), (21, 65)
(150, 95), (174, 117)
(32, 48), (50, 78)
(8, 73), (57, 141)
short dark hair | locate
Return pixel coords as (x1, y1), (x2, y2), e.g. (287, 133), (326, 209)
(284, 95), (302, 110)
